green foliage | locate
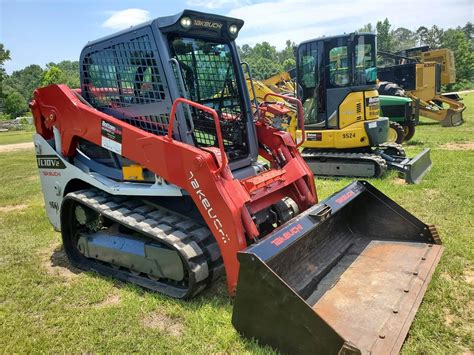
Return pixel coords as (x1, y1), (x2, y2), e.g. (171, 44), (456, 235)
(41, 66), (67, 86)
(46, 60), (80, 88)
(3, 91), (28, 118)
(391, 27), (417, 51)
(442, 28), (474, 90)
(358, 23), (374, 33)
(238, 41), (293, 80)
(0, 43), (11, 87)
(3, 64), (43, 102)
(376, 18), (394, 52)
(1, 59), (79, 116)
(0, 112), (11, 121)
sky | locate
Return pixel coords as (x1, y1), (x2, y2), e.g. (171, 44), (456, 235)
(0, 0), (472, 73)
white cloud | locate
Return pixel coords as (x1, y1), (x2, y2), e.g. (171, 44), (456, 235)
(228, 0), (473, 48)
(186, 0), (249, 9)
(102, 9), (151, 30)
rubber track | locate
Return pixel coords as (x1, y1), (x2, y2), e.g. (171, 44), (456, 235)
(65, 188), (224, 299)
(301, 150), (388, 178)
(377, 142), (406, 157)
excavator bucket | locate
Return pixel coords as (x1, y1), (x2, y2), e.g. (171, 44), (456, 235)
(233, 181), (442, 354)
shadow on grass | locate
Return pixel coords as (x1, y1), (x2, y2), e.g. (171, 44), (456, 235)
(48, 244), (268, 351)
(404, 140), (425, 146)
(417, 121), (442, 126)
(50, 244), (230, 302)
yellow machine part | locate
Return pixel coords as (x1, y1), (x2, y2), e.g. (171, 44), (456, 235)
(246, 78), (298, 135)
(403, 61), (465, 127)
(410, 63), (439, 101)
(122, 165), (144, 181)
(416, 48), (456, 85)
(413, 93), (465, 127)
(296, 90), (380, 149)
(262, 71), (295, 95)
(247, 77), (384, 149)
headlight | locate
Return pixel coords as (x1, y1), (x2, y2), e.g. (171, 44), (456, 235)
(229, 24), (238, 35)
(180, 17), (192, 29)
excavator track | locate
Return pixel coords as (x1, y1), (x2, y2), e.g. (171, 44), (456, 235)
(377, 142), (406, 157)
(61, 188), (224, 299)
(301, 149), (388, 178)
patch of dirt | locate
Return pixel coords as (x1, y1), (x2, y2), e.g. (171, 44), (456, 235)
(393, 178), (406, 185)
(142, 311), (185, 336)
(93, 293), (121, 308)
(41, 243), (81, 280)
(444, 313), (455, 325)
(464, 269), (474, 285)
(421, 189), (441, 203)
(0, 142), (34, 153)
(0, 204), (28, 213)
(440, 141), (474, 151)
(26, 175), (39, 181)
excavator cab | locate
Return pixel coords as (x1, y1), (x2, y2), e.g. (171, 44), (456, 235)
(296, 33), (386, 141)
(292, 33), (432, 183)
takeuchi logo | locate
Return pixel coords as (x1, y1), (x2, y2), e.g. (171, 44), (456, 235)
(188, 171), (230, 244)
(193, 19), (223, 30)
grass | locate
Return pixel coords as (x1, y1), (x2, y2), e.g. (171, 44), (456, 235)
(0, 129), (35, 145)
(0, 93), (473, 353)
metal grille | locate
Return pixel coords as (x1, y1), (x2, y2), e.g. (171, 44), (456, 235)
(172, 37), (248, 161)
(82, 34), (170, 136)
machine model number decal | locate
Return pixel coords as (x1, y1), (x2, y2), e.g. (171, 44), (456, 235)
(306, 132), (322, 141)
(101, 120), (122, 155)
(342, 133), (355, 139)
(37, 155), (66, 169)
(365, 97), (379, 107)
(271, 223), (304, 247)
(188, 171), (230, 244)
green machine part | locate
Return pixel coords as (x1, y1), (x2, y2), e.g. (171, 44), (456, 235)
(380, 95), (419, 142)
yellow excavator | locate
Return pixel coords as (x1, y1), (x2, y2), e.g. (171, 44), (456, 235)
(378, 47), (465, 127)
(246, 32), (432, 183)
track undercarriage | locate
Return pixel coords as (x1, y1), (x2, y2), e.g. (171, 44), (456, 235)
(62, 189), (223, 299)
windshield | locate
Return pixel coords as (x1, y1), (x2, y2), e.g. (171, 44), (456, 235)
(326, 35), (377, 88)
(353, 35), (376, 85)
(169, 36), (248, 161)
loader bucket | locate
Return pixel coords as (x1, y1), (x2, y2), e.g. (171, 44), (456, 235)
(233, 181), (443, 355)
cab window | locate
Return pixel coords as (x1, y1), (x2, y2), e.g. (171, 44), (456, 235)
(328, 46), (350, 87)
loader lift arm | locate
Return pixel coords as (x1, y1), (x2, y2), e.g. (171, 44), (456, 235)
(31, 84), (316, 295)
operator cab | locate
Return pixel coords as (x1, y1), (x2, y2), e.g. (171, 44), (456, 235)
(80, 10), (258, 175)
(296, 33), (377, 128)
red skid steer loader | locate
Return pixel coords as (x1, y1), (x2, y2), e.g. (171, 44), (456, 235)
(31, 10), (443, 354)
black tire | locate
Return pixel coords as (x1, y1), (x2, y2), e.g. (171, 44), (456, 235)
(378, 81), (406, 97)
(402, 123), (416, 141)
(388, 122), (405, 144)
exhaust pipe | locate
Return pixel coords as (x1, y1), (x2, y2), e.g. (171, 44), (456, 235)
(233, 181), (442, 354)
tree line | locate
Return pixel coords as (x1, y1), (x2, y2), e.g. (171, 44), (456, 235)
(0, 19), (472, 120)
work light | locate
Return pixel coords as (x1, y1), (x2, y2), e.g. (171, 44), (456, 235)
(180, 17), (192, 29)
(229, 24), (238, 35)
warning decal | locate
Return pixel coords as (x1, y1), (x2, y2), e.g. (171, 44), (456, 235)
(101, 120), (122, 155)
